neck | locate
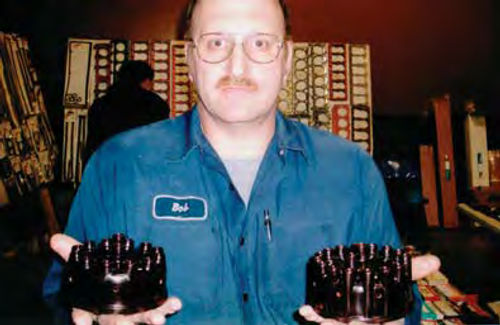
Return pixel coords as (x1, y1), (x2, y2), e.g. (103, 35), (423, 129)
(198, 108), (276, 160)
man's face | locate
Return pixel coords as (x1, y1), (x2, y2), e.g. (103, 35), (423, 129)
(187, 0), (292, 126)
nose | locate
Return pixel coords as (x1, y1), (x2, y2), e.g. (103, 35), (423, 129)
(226, 43), (248, 78)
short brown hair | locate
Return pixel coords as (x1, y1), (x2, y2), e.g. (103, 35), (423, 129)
(179, 0), (291, 38)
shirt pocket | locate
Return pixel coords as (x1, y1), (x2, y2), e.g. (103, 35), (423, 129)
(151, 219), (223, 312)
(263, 217), (339, 317)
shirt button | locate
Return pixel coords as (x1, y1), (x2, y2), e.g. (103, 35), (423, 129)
(242, 293), (249, 302)
(239, 237), (245, 246)
(279, 149), (285, 156)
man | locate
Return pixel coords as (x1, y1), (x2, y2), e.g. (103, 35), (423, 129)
(84, 60), (170, 164)
(44, 0), (440, 324)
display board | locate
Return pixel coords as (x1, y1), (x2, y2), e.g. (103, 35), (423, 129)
(0, 32), (57, 199)
(62, 38), (374, 184)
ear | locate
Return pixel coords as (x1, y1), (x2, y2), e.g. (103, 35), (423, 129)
(281, 40), (293, 87)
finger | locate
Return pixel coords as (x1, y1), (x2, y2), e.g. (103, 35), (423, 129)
(114, 317), (135, 325)
(72, 308), (95, 325)
(143, 311), (166, 325)
(298, 305), (327, 323)
(131, 310), (165, 325)
(50, 233), (82, 261)
(129, 297), (182, 324)
(411, 254), (441, 280)
(156, 296), (182, 315)
(96, 314), (134, 325)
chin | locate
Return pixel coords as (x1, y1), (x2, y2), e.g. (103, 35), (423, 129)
(201, 95), (275, 124)
(217, 113), (263, 124)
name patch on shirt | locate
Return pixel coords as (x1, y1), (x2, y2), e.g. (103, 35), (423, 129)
(152, 195), (208, 221)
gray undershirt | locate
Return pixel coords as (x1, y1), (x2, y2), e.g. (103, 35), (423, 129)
(222, 156), (263, 206)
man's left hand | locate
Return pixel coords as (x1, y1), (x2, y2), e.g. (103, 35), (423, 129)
(298, 254), (441, 325)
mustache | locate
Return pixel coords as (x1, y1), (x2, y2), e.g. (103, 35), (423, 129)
(216, 76), (258, 90)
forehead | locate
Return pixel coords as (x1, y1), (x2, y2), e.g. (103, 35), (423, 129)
(191, 0), (285, 36)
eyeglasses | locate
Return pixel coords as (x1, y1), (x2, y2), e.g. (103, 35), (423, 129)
(191, 33), (284, 64)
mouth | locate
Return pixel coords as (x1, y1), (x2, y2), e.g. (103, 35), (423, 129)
(220, 85), (256, 94)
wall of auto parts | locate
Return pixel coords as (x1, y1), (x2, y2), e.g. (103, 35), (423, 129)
(62, 38), (373, 184)
(0, 32), (58, 200)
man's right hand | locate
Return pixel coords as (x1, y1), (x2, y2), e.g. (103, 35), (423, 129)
(50, 233), (182, 325)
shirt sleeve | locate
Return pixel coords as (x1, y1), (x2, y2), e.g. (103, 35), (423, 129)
(354, 148), (422, 325)
(42, 150), (112, 299)
(350, 147), (401, 247)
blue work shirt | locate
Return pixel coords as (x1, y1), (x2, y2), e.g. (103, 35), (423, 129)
(44, 107), (421, 324)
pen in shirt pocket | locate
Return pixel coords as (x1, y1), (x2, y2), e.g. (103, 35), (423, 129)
(264, 209), (272, 241)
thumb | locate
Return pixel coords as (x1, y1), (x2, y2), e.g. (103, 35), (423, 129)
(411, 254), (441, 280)
(50, 233), (82, 261)
(71, 308), (95, 325)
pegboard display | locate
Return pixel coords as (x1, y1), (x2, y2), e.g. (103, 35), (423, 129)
(62, 37), (374, 183)
(0, 32), (57, 197)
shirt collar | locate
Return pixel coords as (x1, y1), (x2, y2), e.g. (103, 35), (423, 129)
(274, 109), (310, 164)
(175, 106), (310, 164)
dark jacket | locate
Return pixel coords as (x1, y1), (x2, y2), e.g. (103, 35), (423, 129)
(84, 82), (169, 164)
